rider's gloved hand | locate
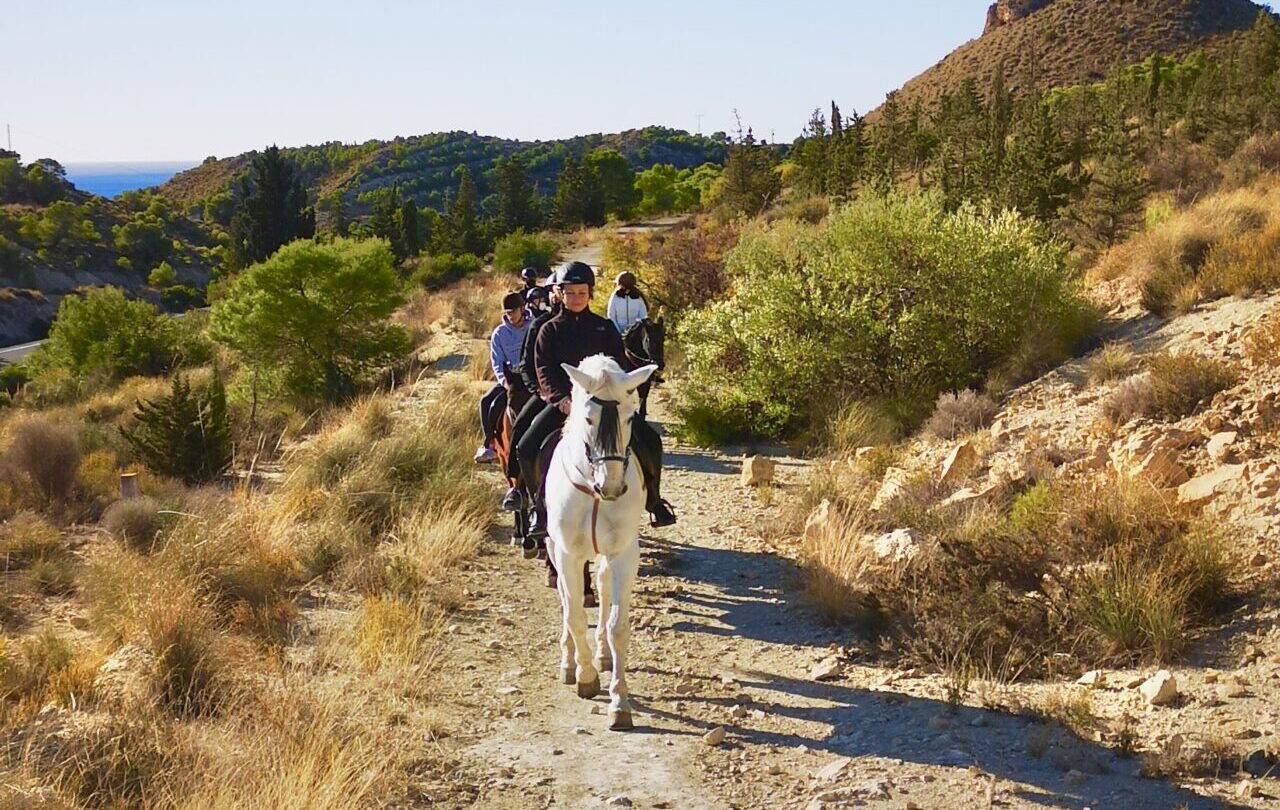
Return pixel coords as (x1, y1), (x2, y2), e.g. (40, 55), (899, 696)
(557, 398), (572, 416)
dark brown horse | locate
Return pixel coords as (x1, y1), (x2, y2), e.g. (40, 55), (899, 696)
(622, 317), (665, 419)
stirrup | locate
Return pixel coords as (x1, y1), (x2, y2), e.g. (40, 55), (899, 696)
(649, 499), (677, 528)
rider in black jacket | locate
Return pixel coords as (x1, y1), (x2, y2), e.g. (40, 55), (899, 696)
(516, 261), (676, 538)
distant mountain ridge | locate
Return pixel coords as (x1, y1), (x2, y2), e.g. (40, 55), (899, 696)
(159, 127), (728, 222)
(889, 0), (1271, 110)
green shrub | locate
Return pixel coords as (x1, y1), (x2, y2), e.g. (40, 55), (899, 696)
(407, 252), (483, 290)
(491, 229), (559, 275)
(210, 237), (409, 403)
(120, 373), (231, 485)
(676, 192), (1091, 440)
(27, 287), (197, 384)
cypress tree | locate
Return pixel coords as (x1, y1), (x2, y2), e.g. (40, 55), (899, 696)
(227, 145), (314, 269)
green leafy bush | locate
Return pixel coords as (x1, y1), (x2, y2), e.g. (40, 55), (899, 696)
(27, 287), (205, 385)
(407, 252), (483, 290)
(492, 229), (559, 275)
(210, 237), (409, 403)
(676, 192), (1093, 441)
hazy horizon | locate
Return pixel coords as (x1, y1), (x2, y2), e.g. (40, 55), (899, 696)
(5, 1), (995, 164)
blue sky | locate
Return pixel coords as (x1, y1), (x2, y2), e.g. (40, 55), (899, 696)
(4, 1), (993, 163)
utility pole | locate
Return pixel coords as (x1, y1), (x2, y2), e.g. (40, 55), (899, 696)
(5, 125), (10, 152)
(695, 114), (704, 135)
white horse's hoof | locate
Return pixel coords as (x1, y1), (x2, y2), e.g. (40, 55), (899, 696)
(577, 676), (601, 699)
(609, 708), (633, 731)
(594, 655), (613, 673)
(560, 665), (576, 685)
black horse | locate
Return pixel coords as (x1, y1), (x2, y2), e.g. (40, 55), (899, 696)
(621, 317), (665, 419)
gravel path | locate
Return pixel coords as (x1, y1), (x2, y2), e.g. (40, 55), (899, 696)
(418, 382), (1251, 809)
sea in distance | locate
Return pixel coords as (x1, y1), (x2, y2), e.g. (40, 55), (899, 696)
(63, 161), (198, 197)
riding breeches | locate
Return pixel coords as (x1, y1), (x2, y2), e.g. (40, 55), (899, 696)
(479, 384), (506, 445)
(507, 394), (549, 480)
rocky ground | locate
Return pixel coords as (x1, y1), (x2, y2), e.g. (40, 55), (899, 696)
(416, 356), (1276, 809)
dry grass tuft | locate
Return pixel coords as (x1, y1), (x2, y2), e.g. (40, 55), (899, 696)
(1084, 342), (1135, 385)
(923, 390), (998, 440)
(99, 496), (165, 551)
(1147, 351), (1238, 420)
(3, 416), (81, 508)
(1094, 181), (1280, 315)
(353, 596), (443, 675)
(823, 400), (899, 455)
(1245, 307), (1280, 367)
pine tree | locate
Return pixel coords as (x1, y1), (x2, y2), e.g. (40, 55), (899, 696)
(439, 166), (483, 255)
(399, 198), (420, 258)
(493, 154), (541, 234)
(719, 130), (781, 216)
(227, 145), (315, 269)
(1072, 152), (1148, 247)
(553, 155), (607, 228)
(120, 373), (232, 485)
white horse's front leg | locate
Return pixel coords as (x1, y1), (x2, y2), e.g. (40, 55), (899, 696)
(593, 554), (613, 674)
(605, 542), (640, 730)
(554, 541), (599, 699)
(553, 542), (577, 685)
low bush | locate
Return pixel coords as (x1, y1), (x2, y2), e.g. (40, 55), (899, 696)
(1147, 352), (1238, 420)
(1198, 219), (1280, 298)
(797, 461), (1232, 672)
(1245, 309), (1280, 366)
(1100, 372), (1157, 425)
(3, 415), (81, 506)
(407, 252), (483, 290)
(923, 390), (998, 440)
(100, 496), (165, 551)
(491, 229), (559, 276)
(677, 192), (1091, 440)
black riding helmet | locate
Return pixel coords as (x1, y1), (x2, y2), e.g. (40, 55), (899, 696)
(520, 267), (539, 284)
(525, 285), (550, 304)
(556, 261), (595, 288)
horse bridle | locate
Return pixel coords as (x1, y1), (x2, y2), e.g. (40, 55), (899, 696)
(583, 394), (634, 471)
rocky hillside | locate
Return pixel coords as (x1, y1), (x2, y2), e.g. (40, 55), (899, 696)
(159, 127), (728, 223)
(892, 0), (1268, 109)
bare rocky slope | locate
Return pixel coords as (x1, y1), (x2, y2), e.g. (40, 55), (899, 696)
(890, 0), (1268, 110)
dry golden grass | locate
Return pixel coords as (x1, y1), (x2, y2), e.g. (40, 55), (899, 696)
(1245, 307), (1280, 366)
(1084, 342), (1135, 385)
(397, 272), (512, 341)
(1092, 181), (1280, 316)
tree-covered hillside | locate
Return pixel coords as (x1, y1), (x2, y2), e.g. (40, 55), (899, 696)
(160, 127), (728, 228)
(0, 152), (218, 344)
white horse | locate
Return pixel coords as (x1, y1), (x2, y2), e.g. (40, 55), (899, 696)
(546, 354), (658, 730)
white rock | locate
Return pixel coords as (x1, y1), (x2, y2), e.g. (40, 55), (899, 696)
(702, 726), (726, 746)
(1076, 670), (1105, 688)
(871, 528), (923, 563)
(1139, 670), (1179, 706)
(1178, 464), (1247, 507)
(1207, 431), (1238, 463)
(871, 467), (912, 512)
(804, 499), (833, 543)
(813, 756), (851, 782)
(810, 656), (843, 682)
(740, 456), (775, 488)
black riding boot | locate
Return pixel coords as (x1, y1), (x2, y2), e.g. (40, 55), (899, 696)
(632, 419), (676, 527)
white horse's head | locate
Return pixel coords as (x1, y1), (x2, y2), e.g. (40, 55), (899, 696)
(562, 355), (658, 501)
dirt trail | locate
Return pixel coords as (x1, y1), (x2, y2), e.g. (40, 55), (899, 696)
(416, 372), (1246, 809)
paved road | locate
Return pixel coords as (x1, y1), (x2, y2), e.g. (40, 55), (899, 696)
(0, 340), (44, 365)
